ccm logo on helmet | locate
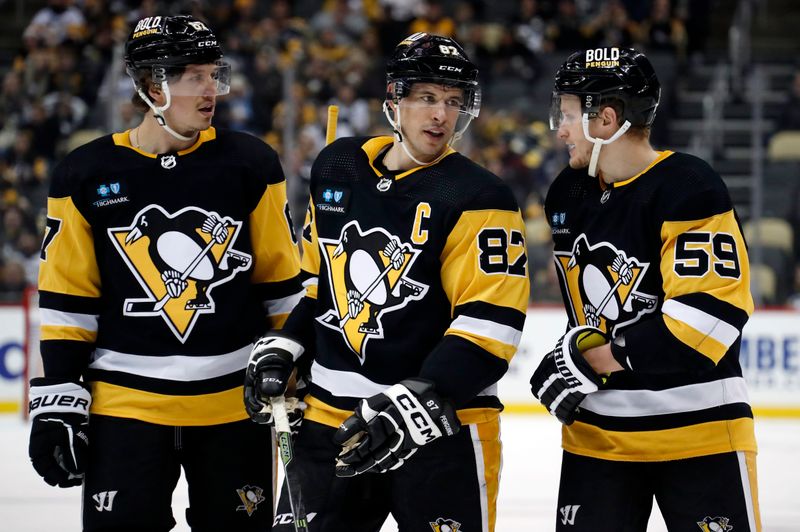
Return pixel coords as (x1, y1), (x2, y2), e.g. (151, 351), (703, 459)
(197, 40), (217, 48)
(585, 47), (620, 68)
(439, 65), (462, 72)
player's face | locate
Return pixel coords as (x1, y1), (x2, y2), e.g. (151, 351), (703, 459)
(398, 83), (463, 162)
(556, 94), (594, 169)
(163, 64), (220, 133)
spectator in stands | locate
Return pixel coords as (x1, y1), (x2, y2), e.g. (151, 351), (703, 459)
(22, 0), (86, 48)
(777, 66), (800, 132)
(582, 0), (638, 49)
(328, 84), (370, 137)
(410, 0), (456, 37)
(0, 260), (28, 301)
(640, 0), (688, 57)
(547, 0), (590, 51)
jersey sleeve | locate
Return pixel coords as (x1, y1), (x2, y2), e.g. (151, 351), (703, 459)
(38, 160), (101, 380)
(420, 184), (530, 406)
(612, 177), (754, 373)
(280, 198), (320, 351)
(248, 151), (303, 330)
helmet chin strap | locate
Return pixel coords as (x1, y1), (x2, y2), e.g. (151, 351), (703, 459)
(383, 100), (452, 167)
(582, 114), (630, 177)
(135, 81), (195, 142)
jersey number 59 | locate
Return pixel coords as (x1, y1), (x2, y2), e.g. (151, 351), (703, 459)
(673, 231), (740, 279)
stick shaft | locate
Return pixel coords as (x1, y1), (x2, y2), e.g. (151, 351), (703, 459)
(271, 397), (309, 532)
(326, 105), (339, 145)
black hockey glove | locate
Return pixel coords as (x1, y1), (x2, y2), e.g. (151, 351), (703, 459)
(244, 332), (304, 427)
(28, 378), (91, 488)
(333, 378), (460, 477)
(530, 326), (608, 425)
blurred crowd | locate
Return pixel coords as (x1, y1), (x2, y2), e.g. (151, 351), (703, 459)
(0, 0), (713, 302)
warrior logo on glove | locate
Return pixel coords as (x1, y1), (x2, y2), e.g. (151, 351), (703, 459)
(555, 234), (657, 333)
(317, 220), (428, 363)
(108, 204), (252, 342)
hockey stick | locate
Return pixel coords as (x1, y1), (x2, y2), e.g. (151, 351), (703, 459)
(326, 105), (338, 145)
(271, 395), (309, 532)
(124, 236), (218, 314)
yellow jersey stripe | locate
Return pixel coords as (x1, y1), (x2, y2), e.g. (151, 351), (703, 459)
(562, 417), (757, 461)
(41, 324), (98, 343)
(90, 381), (248, 426)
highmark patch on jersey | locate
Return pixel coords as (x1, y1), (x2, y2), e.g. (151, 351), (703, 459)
(317, 220), (428, 363)
(555, 234), (657, 333)
(108, 204), (252, 342)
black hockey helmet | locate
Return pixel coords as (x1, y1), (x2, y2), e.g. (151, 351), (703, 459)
(386, 32), (481, 119)
(125, 15), (222, 70)
(124, 15), (230, 96)
(549, 47), (660, 129)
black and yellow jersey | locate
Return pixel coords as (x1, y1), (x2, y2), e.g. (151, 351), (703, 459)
(545, 150), (756, 461)
(282, 136), (530, 428)
(38, 127), (302, 426)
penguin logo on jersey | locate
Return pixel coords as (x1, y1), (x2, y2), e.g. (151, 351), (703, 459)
(235, 485), (265, 517)
(696, 516), (733, 531)
(554, 234), (657, 334)
(108, 205), (252, 342)
(430, 518), (461, 532)
(317, 220), (428, 363)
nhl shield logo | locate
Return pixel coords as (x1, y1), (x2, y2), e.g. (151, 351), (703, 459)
(160, 155), (177, 169)
(554, 234), (657, 333)
(108, 204), (252, 342)
(317, 220), (428, 363)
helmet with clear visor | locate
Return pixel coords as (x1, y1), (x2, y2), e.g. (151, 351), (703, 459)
(385, 32), (481, 142)
(125, 15), (230, 98)
(549, 47), (660, 131)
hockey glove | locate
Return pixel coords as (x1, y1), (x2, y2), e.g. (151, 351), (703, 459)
(28, 378), (91, 488)
(244, 333), (304, 426)
(333, 378), (460, 477)
(530, 326), (607, 425)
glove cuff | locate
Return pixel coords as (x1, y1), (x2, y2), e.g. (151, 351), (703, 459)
(252, 332), (305, 363)
(29, 379), (91, 419)
(556, 326), (607, 394)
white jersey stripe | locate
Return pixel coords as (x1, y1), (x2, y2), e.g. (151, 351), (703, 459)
(40, 308), (99, 332)
(469, 424), (490, 532)
(311, 360), (498, 400)
(450, 315), (522, 348)
(737, 451), (758, 532)
(311, 361), (389, 398)
(263, 289), (304, 317)
(581, 377), (750, 417)
(89, 344), (251, 381)
(662, 298), (740, 348)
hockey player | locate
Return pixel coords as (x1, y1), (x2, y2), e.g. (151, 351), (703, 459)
(243, 33), (529, 531)
(27, 15), (302, 531)
(530, 47), (761, 531)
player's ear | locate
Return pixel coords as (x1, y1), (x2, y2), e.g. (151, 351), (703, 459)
(599, 105), (617, 128)
(148, 83), (164, 105)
